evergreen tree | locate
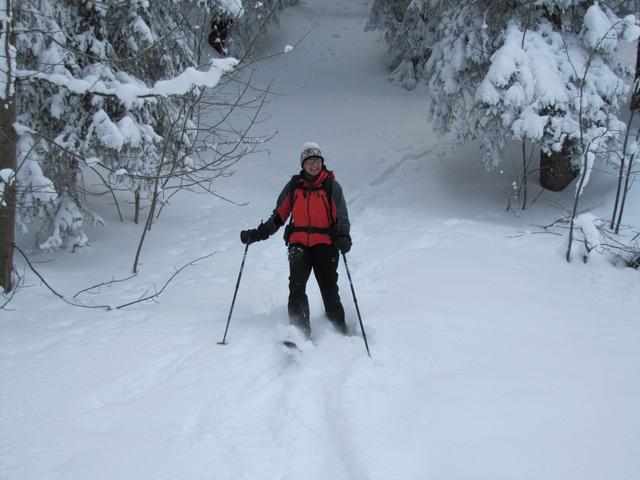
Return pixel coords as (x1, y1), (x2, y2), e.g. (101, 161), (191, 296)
(229, 0), (299, 56)
(369, 1), (640, 191)
(13, 0), (238, 250)
(366, 0), (428, 89)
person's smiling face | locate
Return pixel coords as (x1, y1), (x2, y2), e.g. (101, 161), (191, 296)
(303, 156), (323, 176)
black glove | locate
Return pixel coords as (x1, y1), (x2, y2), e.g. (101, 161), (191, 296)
(330, 224), (351, 253)
(333, 234), (352, 254)
(240, 229), (259, 245)
(240, 221), (272, 245)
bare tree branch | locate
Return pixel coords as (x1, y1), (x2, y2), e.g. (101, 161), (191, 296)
(72, 273), (138, 299)
(116, 251), (216, 309)
(13, 244), (112, 310)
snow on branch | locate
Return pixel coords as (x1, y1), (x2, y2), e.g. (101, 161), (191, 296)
(16, 58), (238, 108)
(0, 168), (15, 206)
(582, 3), (640, 53)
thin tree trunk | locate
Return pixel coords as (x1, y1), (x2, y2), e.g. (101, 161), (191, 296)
(0, 2), (17, 293)
(615, 153), (635, 233)
(132, 103), (180, 273)
(134, 188), (140, 224)
(612, 42), (640, 229)
(133, 180), (162, 273)
(566, 153), (591, 262)
(521, 140), (528, 209)
(91, 166), (123, 222)
(610, 111), (633, 229)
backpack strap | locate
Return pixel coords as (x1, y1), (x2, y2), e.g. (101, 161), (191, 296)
(289, 226), (332, 234)
(288, 175), (300, 207)
(322, 177), (334, 227)
(286, 175), (300, 226)
(283, 175), (300, 245)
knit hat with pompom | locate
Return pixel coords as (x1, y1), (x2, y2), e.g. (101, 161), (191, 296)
(300, 142), (324, 165)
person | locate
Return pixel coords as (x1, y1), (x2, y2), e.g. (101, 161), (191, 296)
(240, 142), (352, 338)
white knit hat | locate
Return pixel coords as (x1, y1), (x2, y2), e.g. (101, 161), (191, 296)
(300, 142), (324, 165)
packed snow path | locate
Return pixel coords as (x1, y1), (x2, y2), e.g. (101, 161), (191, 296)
(2, 1), (640, 479)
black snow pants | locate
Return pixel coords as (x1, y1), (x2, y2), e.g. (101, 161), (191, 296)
(287, 243), (347, 337)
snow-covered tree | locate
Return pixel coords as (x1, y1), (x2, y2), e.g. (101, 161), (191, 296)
(227, 0), (300, 56)
(610, 40), (640, 232)
(13, 0), (241, 254)
(366, 0), (428, 89)
(369, 1), (640, 192)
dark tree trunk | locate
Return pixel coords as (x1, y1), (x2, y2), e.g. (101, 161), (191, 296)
(0, 7), (17, 293)
(0, 99), (17, 293)
(611, 41), (640, 230)
(540, 142), (578, 191)
(630, 40), (640, 111)
(134, 188), (141, 224)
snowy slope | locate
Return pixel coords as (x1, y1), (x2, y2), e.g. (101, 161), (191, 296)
(2, 1), (640, 479)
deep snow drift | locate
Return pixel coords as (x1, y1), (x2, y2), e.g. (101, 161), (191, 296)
(2, 1), (639, 479)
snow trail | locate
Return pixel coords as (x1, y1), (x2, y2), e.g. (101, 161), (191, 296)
(2, 0), (640, 479)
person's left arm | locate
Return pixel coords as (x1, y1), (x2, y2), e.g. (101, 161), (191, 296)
(240, 181), (290, 244)
(330, 180), (352, 252)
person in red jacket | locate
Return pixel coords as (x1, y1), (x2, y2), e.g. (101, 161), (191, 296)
(240, 142), (352, 338)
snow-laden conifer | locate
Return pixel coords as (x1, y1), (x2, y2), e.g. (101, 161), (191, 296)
(231, 0), (299, 55)
(368, 1), (640, 190)
(14, 1), (239, 250)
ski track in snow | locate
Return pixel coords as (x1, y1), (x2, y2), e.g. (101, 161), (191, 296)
(77, 345), (205, 412)
(143, 335), (399, 480)
(368, 143), (452, 187)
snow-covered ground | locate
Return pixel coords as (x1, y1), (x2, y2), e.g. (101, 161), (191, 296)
(2, 1), (639, 479)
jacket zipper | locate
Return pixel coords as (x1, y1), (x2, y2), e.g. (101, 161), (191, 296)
(306, 188), (311, 245)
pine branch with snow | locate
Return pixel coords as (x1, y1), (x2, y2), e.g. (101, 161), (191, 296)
(370, 0), (640, 192)
(13, 0), (242, 251)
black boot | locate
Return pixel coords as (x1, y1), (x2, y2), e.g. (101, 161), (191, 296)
(327, 310), (348, 335)
(288, 295), (311, 338)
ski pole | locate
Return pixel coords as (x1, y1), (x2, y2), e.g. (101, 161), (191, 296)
(218, 243), (249, 345)
(341, 252), (371, 358)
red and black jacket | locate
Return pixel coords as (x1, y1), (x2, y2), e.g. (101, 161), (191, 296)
(266, 168), (350, 247)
